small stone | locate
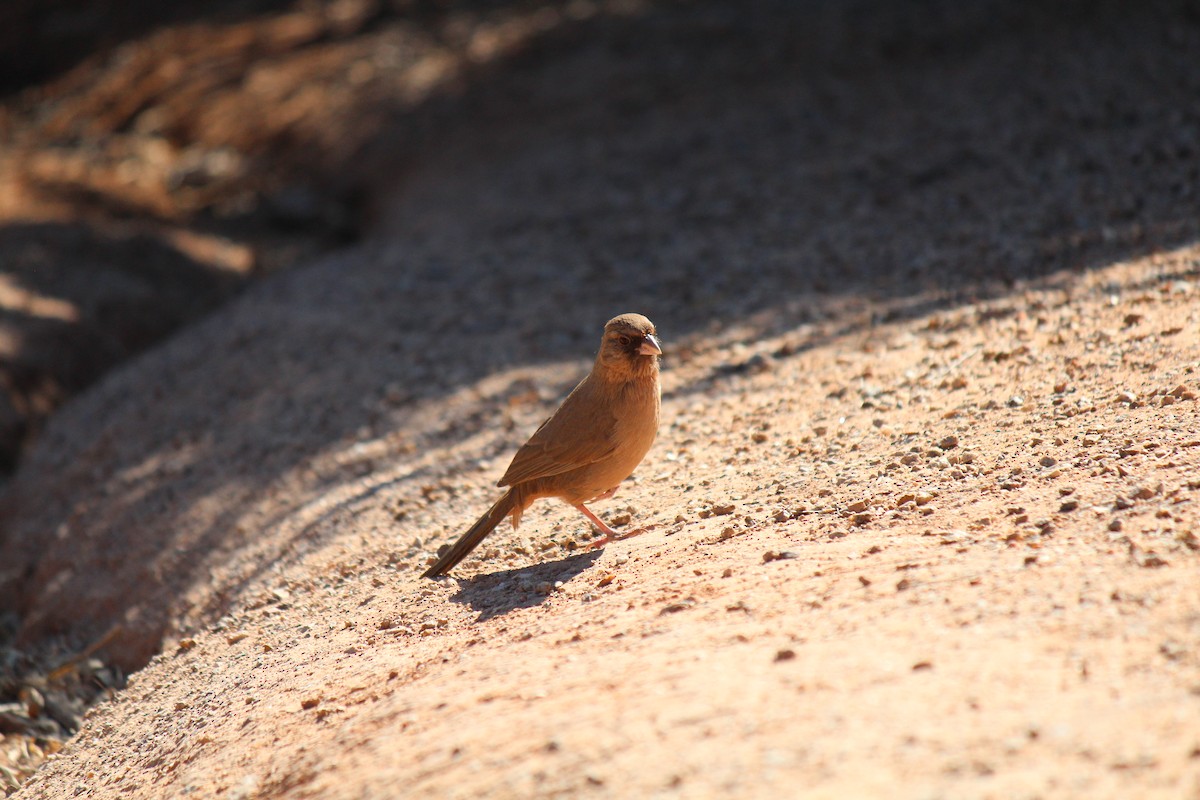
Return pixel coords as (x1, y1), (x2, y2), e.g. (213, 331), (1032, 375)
(1169, 384), (1196, 400)
(1059, 500), (1079, 512)
(1160, 641), (1186, 661)
(1117, 390), (1138, 404)
(847, 499), (870, 513)
(744, 353), (774, 373)
(660, 599), (695, 614)
(774, 649), (796, 662)
(938, 435), (959, 450)
(711, 503), (736, 516)
(1135, 550), (1169, 569)
(1040, 456), (1057, 467)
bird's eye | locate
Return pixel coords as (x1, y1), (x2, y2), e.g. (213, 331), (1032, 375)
(618, 335), (631, 347)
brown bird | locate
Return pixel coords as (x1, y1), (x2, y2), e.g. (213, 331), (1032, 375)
(423, 313), (662, 578)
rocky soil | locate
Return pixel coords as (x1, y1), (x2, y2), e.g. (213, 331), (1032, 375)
(2, 1), (1200, 797)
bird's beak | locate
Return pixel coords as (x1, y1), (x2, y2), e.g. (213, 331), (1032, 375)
(638, 334), (663, 356)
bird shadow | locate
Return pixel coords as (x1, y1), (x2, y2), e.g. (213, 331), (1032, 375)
(444, 550), (603, 621)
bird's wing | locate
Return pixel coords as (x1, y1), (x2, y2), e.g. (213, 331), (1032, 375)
(497, 376), (618, 487)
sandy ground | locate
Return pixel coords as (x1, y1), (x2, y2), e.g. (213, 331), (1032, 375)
(3, 1), (1200, 797)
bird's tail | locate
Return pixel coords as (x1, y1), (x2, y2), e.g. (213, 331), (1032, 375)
(422, 489), (520, 578)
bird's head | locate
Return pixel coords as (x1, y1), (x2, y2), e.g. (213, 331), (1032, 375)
(596, 313), (662, 379)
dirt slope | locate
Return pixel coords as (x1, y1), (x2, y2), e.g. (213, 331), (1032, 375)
(4, 1), (1200, 797)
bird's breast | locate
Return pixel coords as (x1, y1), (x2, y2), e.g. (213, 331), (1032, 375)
(584, 378), (660, 492)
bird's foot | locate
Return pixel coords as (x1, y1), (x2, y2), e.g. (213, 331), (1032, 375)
(587, 526), (651, 549)
(574, 503), (656, 548)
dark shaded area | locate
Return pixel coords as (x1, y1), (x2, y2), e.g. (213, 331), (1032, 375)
(0, 0), (536, 96)
(0, 0), (295, 95)
(0, 0), (1196, 677)
(448, 550), (603, 620)
(0, 222), (244, 472)
(0, 0), (575, 471)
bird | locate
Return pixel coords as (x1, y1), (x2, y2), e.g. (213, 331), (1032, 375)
(422, 313), (662, 578)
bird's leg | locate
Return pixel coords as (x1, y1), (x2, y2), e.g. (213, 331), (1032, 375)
(571, 487), (620, 544)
